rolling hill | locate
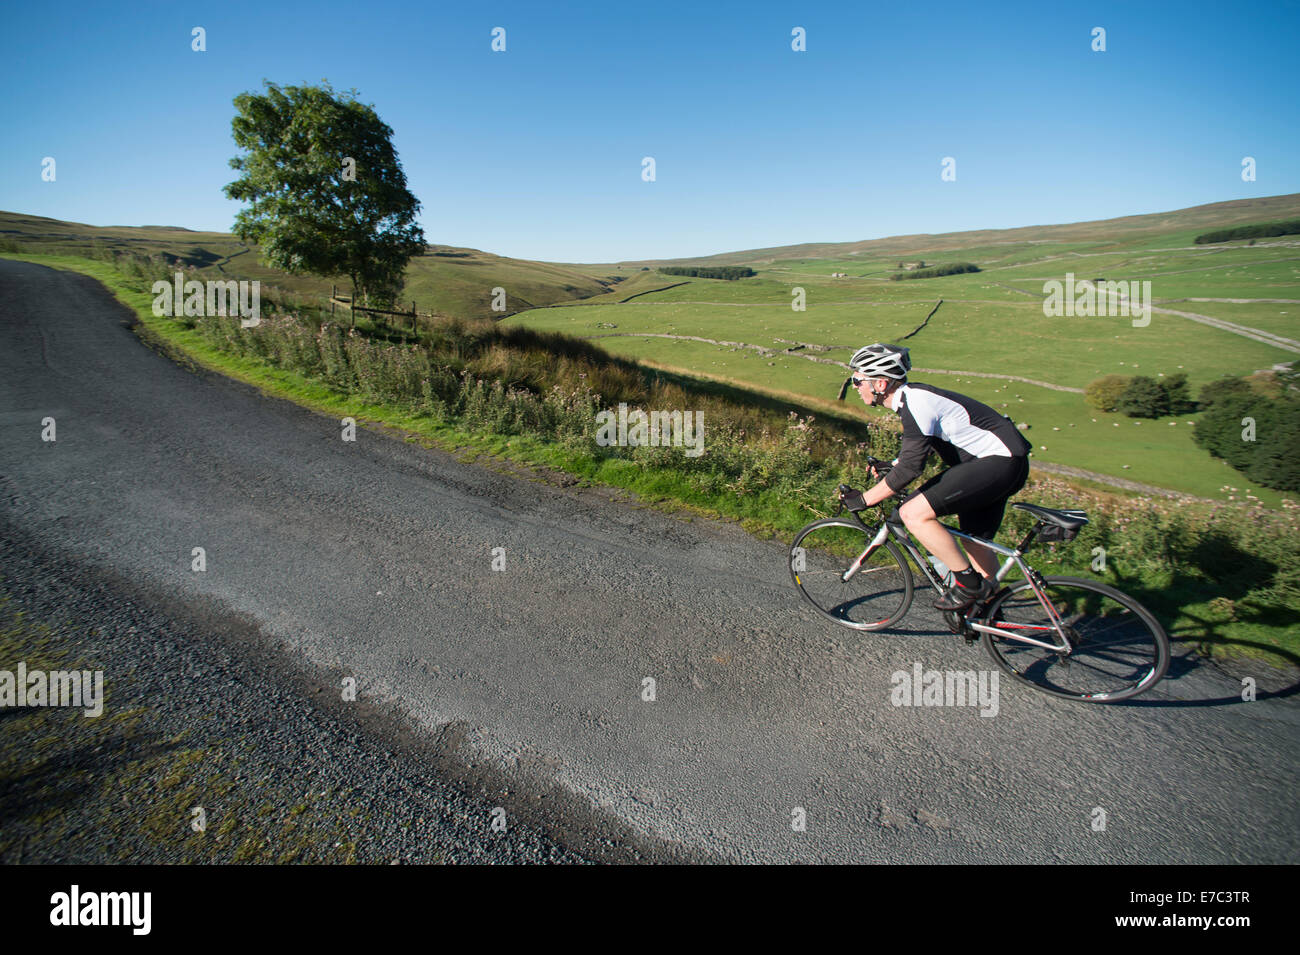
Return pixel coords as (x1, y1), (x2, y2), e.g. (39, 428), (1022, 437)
(0, 211), (616, 320)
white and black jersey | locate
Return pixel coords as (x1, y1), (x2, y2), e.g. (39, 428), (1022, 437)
(884, 382), (1031, 492)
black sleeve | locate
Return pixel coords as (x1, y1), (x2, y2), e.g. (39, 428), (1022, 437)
(885, 406), (933, 491)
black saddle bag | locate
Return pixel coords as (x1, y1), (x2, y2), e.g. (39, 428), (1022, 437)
(1036, 523), (1080, 543)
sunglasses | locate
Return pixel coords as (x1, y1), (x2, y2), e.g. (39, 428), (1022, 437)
(838, 375), (873, 400)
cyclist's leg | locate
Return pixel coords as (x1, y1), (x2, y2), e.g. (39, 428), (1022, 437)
(898, 486), (996, 578)
(901, 456), (1028, 578)
(902, 470), (997, 610)
(898, 462), (992, 573)
(960, 538), (1000, 579)
(898, 487), (969, 572)
(956, 455), (1030, 578)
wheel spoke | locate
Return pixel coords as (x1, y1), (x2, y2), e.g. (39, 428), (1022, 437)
(983, 578), (1168, 702)
(791, 521), (912, 631)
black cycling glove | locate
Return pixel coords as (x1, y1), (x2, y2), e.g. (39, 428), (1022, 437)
(840, 488), (868, 512)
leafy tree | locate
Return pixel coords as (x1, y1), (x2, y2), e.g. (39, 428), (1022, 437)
(1199, 376), (1254, 408)
(1084, 374), (1130, 413)
(1194, 218), (1300, 244)
(224, 80), (425, 305)
(1161, 372), (1196, 414)
(1196, 389), (1300, 488)
(1193, 393), (1254, 467)
(1118, 376), (1169, 418)
(1250, 399), (1300, 490)
(1193, 378), (1300, 491)
(890, 262), (979, 281)
(658, 266), (755, 280)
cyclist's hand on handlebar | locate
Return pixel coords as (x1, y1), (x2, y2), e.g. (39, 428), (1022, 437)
(838, 485), (868, 512)
(865, 455), (893, 482)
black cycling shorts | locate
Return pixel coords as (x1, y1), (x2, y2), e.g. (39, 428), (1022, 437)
(905, 454), (1029, 541)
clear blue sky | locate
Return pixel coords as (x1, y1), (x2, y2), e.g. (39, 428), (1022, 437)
(1, 0), (1296, 262)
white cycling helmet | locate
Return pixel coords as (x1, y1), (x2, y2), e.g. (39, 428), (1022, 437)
(850, 343), (911, 380)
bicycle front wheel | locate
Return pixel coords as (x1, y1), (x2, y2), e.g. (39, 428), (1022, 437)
(981, 576), (1169, 702)
(790, 518), (913, 630)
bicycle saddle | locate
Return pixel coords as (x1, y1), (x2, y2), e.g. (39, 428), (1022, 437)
(1012, 502), (1088, 530)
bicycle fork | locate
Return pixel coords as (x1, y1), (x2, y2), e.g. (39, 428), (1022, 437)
(840, 524), (891, 583)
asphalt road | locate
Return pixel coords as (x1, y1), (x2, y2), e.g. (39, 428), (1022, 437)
(2, 258), (1297, 863)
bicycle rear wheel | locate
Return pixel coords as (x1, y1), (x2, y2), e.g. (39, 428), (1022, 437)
(790, 518), (913, 630)
(981, 576), (1169, 702)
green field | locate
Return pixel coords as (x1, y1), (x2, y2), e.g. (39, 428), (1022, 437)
(504, 201), (1300, 505)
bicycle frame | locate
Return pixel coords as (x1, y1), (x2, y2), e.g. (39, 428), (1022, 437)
(843, 509), (1071, 653)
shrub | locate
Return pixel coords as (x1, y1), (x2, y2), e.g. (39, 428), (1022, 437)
(1084, 374), (1131, 413)
(1199, 376), (1255, 407)
(1193, 376), (1300, 491)
(1194, 394), (1256, 469)
(1162, 372), (1196, 414)
(1194, 218), (1300, 244)
(1118, 376), (1169, 418)
(1250, 402), (1300, 491)
(657, 266), (755, 281)
(1095, 371), (1197, 418)
(889, 262), (980, 281)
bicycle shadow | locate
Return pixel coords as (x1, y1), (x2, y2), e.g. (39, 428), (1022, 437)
(874, 553), (1298, 709)
(1071, 537), (1298, 708)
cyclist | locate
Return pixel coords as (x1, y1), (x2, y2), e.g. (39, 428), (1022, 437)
(842, 343), (1031, 611)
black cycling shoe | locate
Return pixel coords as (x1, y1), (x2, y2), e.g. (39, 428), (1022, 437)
(932, 576), (995, 612)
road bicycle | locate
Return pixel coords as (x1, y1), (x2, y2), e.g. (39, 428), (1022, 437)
(789, 457), (1170, 702)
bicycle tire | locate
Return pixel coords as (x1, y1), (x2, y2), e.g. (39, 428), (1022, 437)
(790, 518), (914, 631)
(980, 576), (1169, 702)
